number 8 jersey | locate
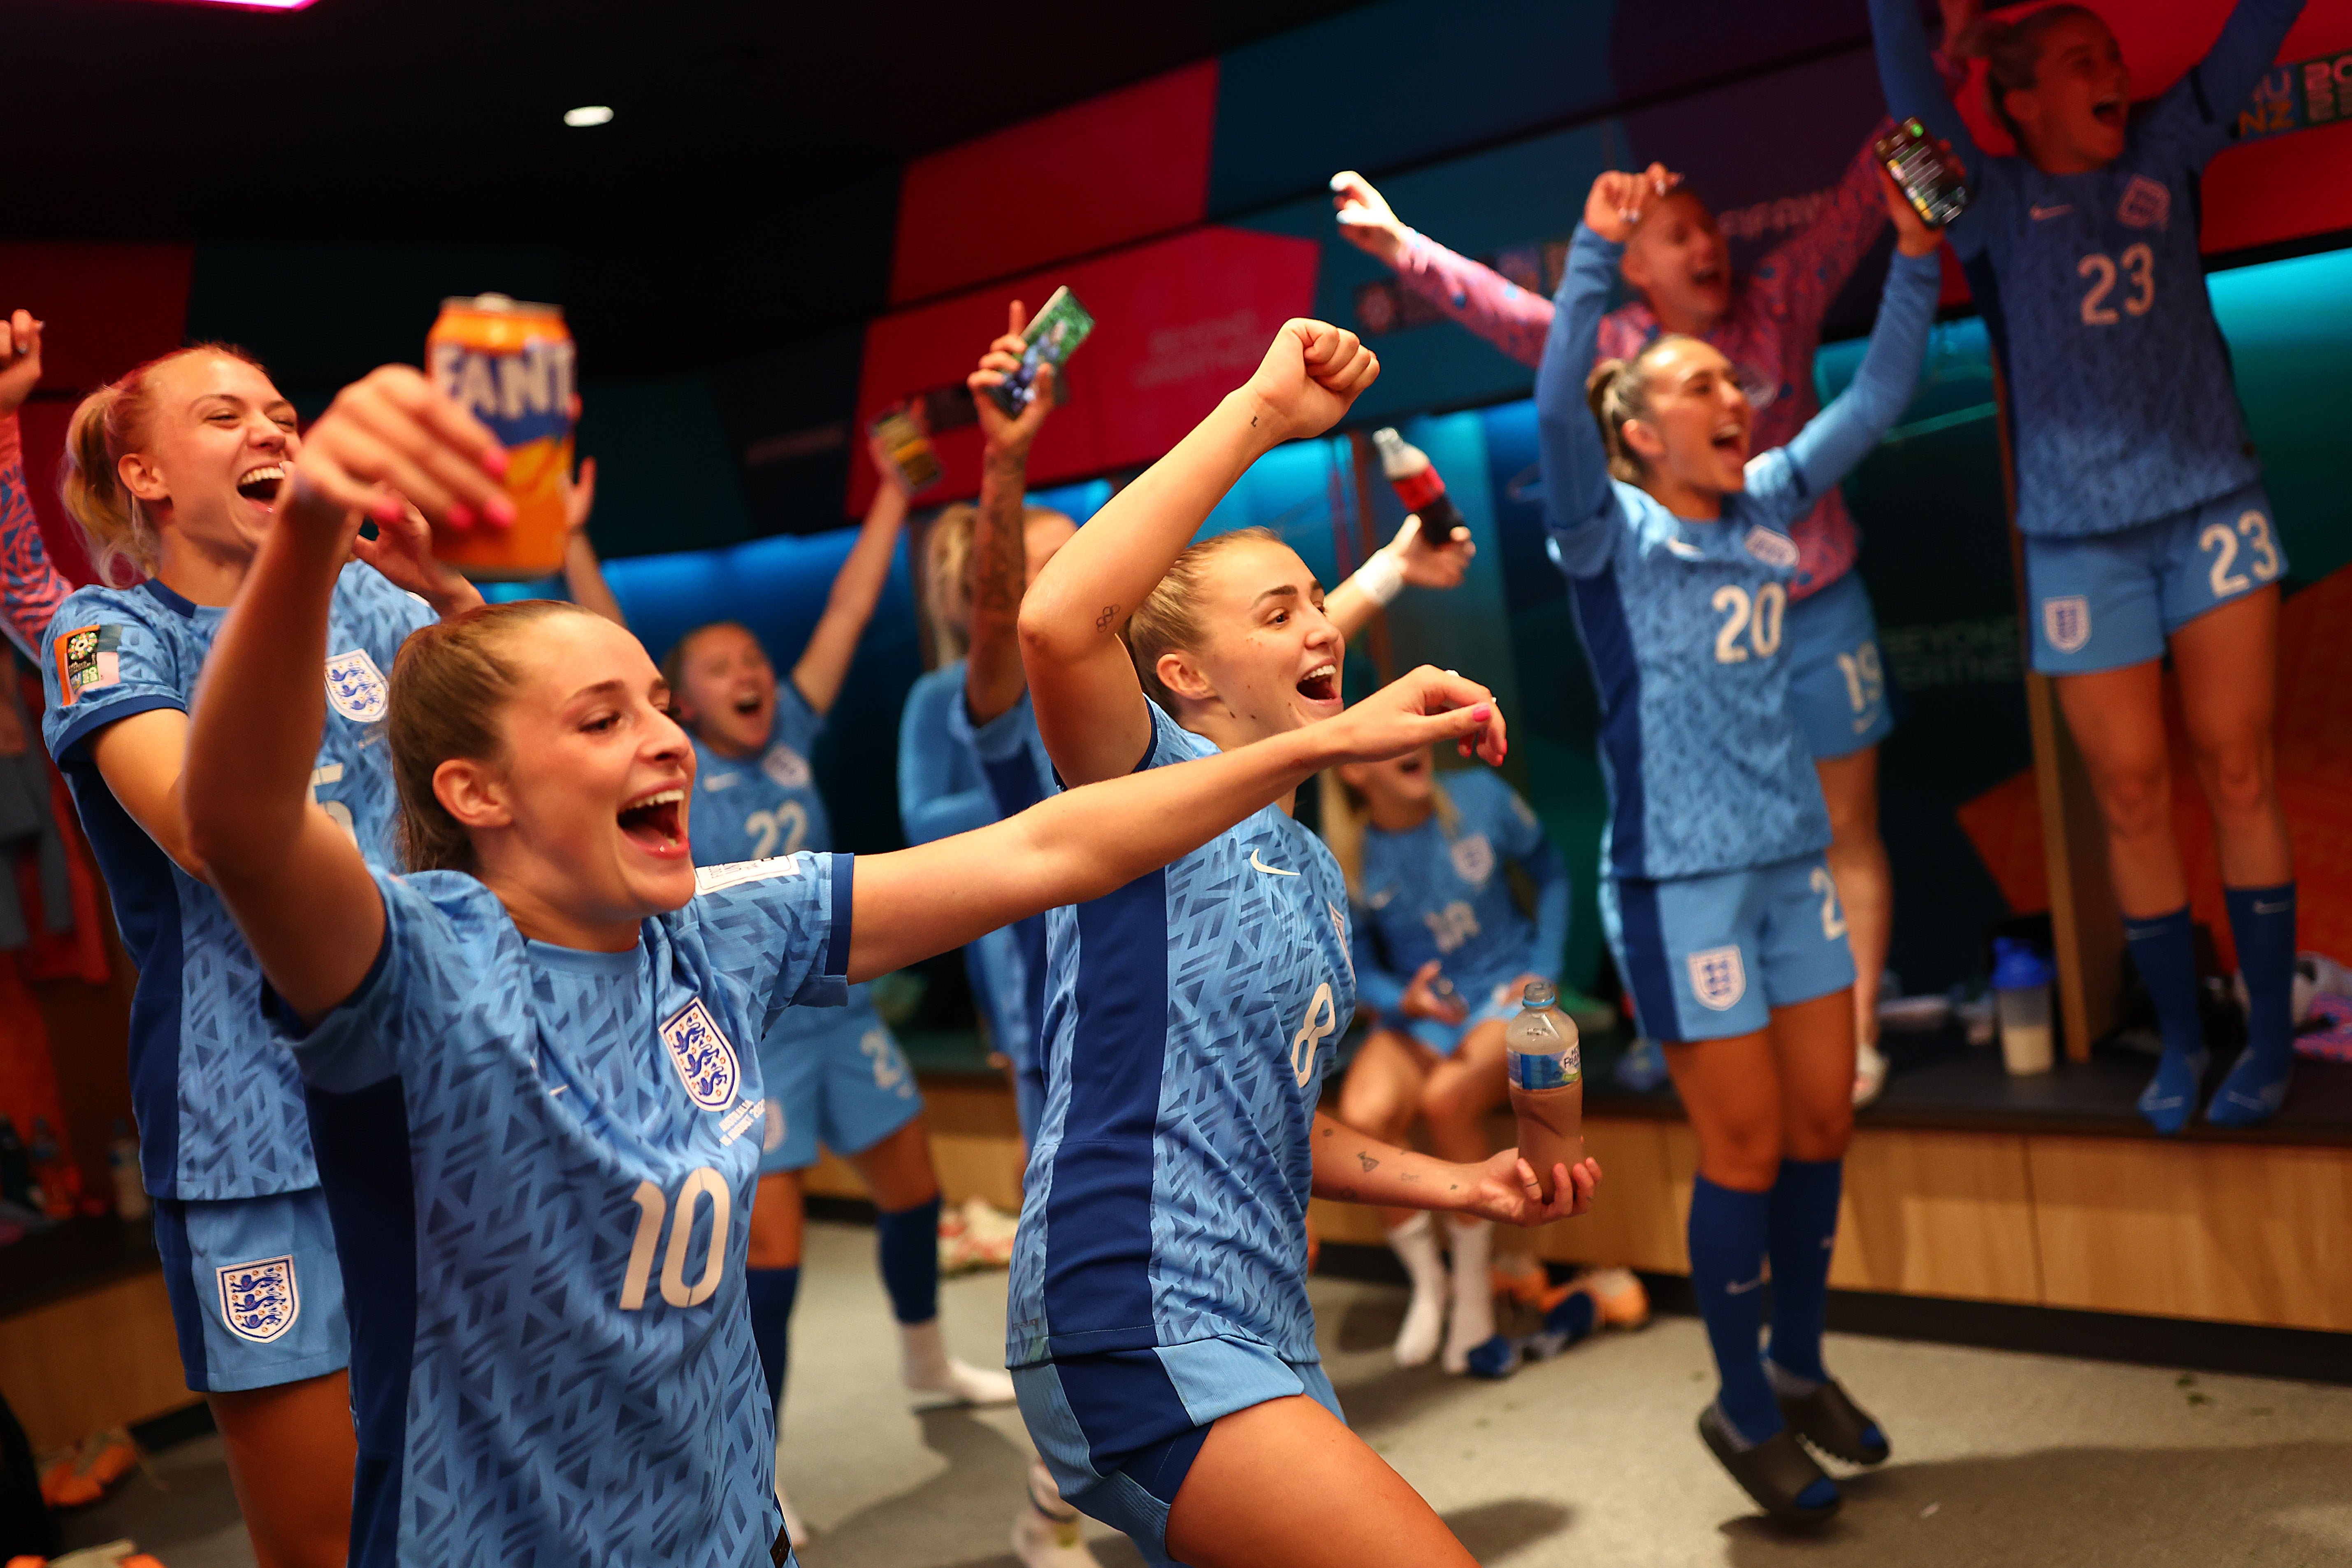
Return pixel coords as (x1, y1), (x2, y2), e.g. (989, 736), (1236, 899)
(1538, 228), (1943, 883)
(1008, 702), (1355, 1371)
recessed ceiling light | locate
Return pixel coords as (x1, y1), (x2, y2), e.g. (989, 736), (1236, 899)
(139, 0), (318, 10)
(564, 105), (615, 128)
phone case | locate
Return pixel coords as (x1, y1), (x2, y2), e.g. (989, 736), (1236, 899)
(988, 286), (1096, 418)
(1876, 118), (1969, 228)
(868, 409), (943, 492)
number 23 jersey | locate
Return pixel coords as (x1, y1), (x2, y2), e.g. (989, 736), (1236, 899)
(276, 854), (851, 1568)
(1009, 702), (1355, 1370)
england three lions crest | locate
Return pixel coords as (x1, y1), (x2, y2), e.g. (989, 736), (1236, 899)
(324, 648), (390, 723)
(660, 997), (741, 1110)
(2042, 596), (2092, 655)
(1688, 945), (1747, 1012)
(217, 1256), (300, 1343)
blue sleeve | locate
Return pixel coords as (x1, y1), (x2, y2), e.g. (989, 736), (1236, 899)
(1755, 250), (1941, 515)
(693, 851), (854, 1037)
(897, 675), (997, 844)
(772, 676), (825, 755)
(1351, 909), (1408, 1017)
(959, 692), (1053, 821)
(1536, 225), (1633, 581)
(2145, 0), (2307, 168)
(1869, 0), (1994, 254)
(1483, 778), (1570, 984)
(267, 867), (461, 1094)
(39, 593), (188, 765)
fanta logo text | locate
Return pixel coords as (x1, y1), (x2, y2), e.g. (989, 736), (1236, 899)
(432, 338), (577, 445)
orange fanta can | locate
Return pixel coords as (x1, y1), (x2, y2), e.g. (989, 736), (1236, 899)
(426, 294), (576, 579)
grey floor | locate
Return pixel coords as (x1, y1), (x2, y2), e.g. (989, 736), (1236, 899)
(64, 1218), (2352, 1567)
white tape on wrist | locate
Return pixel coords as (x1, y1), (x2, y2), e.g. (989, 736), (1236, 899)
(1355, 548), (1406, 607)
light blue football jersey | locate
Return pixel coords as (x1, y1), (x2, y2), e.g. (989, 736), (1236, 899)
(956, 689), (1060, 1070)
(1008, 702), (1356, 1369)
(283, 854), (851, 1568)
(1537, 230), (1939, 882)
(1349, 769), (1567, 1016)
(687, 680), (828, 866)
(41, 567), (430, 1199)
(1874, 0), (2301, 538)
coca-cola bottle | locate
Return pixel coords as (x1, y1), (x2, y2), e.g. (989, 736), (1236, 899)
(1372, 427), (1467, 539)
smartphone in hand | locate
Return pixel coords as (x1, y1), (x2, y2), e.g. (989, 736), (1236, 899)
(1875, 118), (1968, 228)
(987, 286), (1095, 419)
(869, 406), (943, 493)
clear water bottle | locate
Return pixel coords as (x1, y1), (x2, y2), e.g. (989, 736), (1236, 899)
(1371, 427), (1467, 540)
(1504, 981), (1583, 1203)
(1991, 937), (2055, 1076)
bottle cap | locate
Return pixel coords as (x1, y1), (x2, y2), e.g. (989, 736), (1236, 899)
(1520, 980), (1558, 1009)
(1990, 937), (2055, 992)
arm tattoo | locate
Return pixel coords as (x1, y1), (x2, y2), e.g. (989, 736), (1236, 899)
(1338, 1186), (1359, 1202)
(1094, 604), (1120, 631)
(1356, 1151), (1379, 1172)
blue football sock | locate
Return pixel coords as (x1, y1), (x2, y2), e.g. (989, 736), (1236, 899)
(876, 1195), (942, 1325)
(2211, 883), (2298, 1127)
(2125, 906), (2206, 1134)
(1688, 1176), (1779, 1447)
(745, 1264), (800, 1414)
(1764, 1158), (1841, 1387)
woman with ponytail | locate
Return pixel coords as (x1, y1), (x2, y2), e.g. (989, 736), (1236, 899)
(36, 344), (488, 1568)
(1535, 162), (1945, 1522)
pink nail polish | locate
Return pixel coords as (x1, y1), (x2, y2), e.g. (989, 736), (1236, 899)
(371, 496), (404, 523)
(483, 494), (518, 527)
(446, 501), (476, 531)
(480, 446), (510, 479)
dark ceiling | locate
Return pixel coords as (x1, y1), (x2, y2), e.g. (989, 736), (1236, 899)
(7, 0), (1384, 245)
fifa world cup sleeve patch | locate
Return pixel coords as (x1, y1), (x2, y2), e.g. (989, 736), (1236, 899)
(55, 624), (123, 705)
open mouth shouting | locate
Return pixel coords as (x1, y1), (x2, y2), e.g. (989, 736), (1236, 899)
(2092, 93), (2125, 132)
(1711, 420), (1747, 460)
(236, 463), (286, 513)
(1296, 660), (1340, 710)
(618, 786), (690, 858)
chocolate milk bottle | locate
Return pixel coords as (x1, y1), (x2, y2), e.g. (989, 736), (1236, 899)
(1505, 982), (1583, 1204)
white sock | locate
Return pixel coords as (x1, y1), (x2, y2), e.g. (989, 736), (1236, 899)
(1440, 1218), (1495, 1373)
(900, 1317), (1017, 1403)
(1387, 1213), (1448, 1367)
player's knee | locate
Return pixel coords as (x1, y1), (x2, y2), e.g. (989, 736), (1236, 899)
(1785, 1101), (1854, 1163)
(1704, 1117), (1783, 1189)
(2089, 754), (2172, 839)
(2192, 734), (2275, 821)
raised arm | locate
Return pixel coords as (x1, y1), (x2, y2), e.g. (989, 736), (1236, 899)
(896, 677), (997, 844)
(965, 303), (1055, 727)
(847, 663), (1504, 980)
(185, 367), (509, 1022)
(1748, 131), (1895, 334)
(1323, 513), (1478, 642)
(1776, 174), (1944, 500)
(1537, 176), (1666, 578)
(1018, 319), (1380, 787)
(557, 456), (626, 627)
(1873, 0), (1981, 164)
(0, 311), (70, 661)
(2176, 0), (2309, 165)
(790, 434), (912, 717)
(1331, 170), (1555, 371)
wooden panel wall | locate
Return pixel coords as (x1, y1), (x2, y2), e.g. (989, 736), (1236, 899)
(0, 1273), (193, 1452)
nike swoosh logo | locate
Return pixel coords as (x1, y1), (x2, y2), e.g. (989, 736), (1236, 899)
(1726, 1273), (1766, 1296)
(1666, 538), (1706, 560)
(1250, 849), (1299, 877)
(549, 1085), (568, 1097)
(2252, 900), (2291, 915)
(2030, 204), (2073, 221)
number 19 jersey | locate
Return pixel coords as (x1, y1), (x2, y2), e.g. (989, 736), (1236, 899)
(1008, 702), (1355, 1370)
(277, 855), (851, 1567)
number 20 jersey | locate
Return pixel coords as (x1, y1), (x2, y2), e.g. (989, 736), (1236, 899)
(1008, 703), (1355, 1370)
(1950, 67), (2267, 539)
(277, 856), (851, 1567)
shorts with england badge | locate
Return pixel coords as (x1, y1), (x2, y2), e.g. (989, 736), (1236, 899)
(2025, 480), (2285, 676)
(755, 986), (922, 1174)
(153, 1187), (350, 1392)
(1785, 568), (1897, 760)
(1600, 853), (1857, 1043)
(1014, 1339), (1343, 1568)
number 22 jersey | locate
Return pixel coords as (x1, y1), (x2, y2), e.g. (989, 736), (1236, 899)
(1008, 702), (1355, 1370)
(274, 855), (851, 1567)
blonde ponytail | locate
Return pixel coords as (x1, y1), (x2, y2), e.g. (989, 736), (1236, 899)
(58, 344), (267, 586)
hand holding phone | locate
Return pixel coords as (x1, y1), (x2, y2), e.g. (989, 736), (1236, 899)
(986, 286), (1094, 420)
(868, 404), (942, 494)
(1875, 118), (1968, 229)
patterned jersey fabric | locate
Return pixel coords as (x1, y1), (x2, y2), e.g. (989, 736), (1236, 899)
(1009, 702), (1356, 1369)
(41, 567), (430, 1199)
(1538, 229), (1941, 881)
(1874, 0), (2299, 537)
(281, 855), (851, 1568)
(1388, 132), (1890, 598)
(0, 415), (69, 660)
(1350, 767), (1568, 1016)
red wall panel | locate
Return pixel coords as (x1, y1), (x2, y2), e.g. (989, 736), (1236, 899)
(854, 225), (1320, 513)
(889, 62), (1219, 307)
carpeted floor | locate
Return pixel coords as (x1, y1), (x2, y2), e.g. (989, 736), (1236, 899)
(60, 1217), (2352, 1567)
